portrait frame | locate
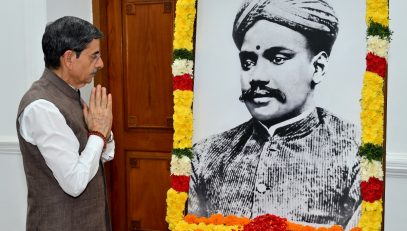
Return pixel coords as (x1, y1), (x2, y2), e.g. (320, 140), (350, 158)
(166, 0), (390, 230)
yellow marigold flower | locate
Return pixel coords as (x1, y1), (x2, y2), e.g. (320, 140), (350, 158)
(361, 72), (384, 145)
(166, 189), (189, 230)
(173, 90), (193, 149)
(174, 90), (194, 107)
(173, 0), (196, 50)
(358, 200), (383, 231)
(366, 0), (389, 27)
(173, 134), (192, 149)
(173, 220), (199, 231)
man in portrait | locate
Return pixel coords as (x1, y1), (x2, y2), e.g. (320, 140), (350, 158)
(188, 0), (361, 229)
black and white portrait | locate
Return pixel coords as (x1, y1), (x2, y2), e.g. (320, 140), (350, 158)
(188, 0), (366, 230)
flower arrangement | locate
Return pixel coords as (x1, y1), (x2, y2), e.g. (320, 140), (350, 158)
(166, 0), (389, 230)
(166, 0), (196, 230)
(358, 1), (390, 230)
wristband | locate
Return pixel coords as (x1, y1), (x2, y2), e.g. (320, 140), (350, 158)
(88, 130), (107, 149)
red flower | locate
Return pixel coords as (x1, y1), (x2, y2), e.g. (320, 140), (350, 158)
(360, 177), (383, 202)
(171, 175), (190, 192)
(173, 74), (193, 91)
(243, 214), (287, 231)
(366, 52), (387, 78)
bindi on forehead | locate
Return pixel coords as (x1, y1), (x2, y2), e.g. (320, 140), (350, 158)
(256, 45), (260, 50)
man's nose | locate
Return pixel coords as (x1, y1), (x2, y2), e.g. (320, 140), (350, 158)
(96, 57), (104, 69)
(250, 59), (270, 83)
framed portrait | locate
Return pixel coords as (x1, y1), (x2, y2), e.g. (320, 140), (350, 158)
(167, 0), (389, 230)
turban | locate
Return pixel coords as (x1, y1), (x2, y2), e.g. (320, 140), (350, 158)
(232, 0), (339, 52)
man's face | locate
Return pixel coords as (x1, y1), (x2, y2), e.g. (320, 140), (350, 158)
(70, 39), (104, 88)
(239, 20), (316, 126)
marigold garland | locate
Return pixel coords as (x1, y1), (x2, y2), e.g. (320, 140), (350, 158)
(358, 144), (384, 161)
(171, 155), (192, 176)
(173, 90), (193, 149)
(172, 59), (194, 76)
(367, 21), (392, 39)
(360, 177), (384, 202)
(286, 223), (344, 231)
(174, 74), (194, 91)
(360, 72), (384, 145)
(366, 53), (387, 78)
(243, 214), (287, 231)
(171, 175), (191, 192)
(173, 220), (241, 231)
(173, 0), (196, 50)
(366, 0), (388, 26)
(172, 148), (194, 159)
(360, 158), (383, 181)
(358, 200), (383, 231)
(166, 0), (389, 230)
(358, 0), (389, 230)
(184, 214), (250, 227)
(174, 48), (194, 61)
(166, 188), (189, 230)
(367, 36), (390, 58)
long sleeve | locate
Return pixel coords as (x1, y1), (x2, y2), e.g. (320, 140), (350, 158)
(18, 99), (112, 197)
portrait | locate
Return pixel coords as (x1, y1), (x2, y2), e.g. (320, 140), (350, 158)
(188, 0), (367, 230)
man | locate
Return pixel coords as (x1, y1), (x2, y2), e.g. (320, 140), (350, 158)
(17, 16), (114, 231)
(188, 0), (361, 229)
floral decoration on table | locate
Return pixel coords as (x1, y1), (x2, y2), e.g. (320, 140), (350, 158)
(166, 0), (390, 230)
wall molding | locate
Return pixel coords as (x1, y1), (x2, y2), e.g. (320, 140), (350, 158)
(0, 141), (20, 156)
(1, 140), (407, 176)
(386, 152), (407, 178)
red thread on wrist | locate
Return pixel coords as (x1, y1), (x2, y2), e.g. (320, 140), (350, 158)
(88, 131), (107, 149)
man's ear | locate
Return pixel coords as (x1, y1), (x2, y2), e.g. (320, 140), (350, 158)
(311, 51), (328, 84)
(61, 50), (75, 69)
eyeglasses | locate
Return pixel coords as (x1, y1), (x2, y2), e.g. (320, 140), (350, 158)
(87, 53), (102, 62)
(72, 50), (101, 62)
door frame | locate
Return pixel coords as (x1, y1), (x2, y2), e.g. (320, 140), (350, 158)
(93, 0), (128, 230)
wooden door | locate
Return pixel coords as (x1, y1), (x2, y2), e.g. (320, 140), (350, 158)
(93, 0), (175, 230)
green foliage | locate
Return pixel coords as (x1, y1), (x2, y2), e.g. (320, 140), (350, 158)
(172, 148), (193, 159)
(173, 49), (194, 61)
(359, 143), (384, 161)
(367, 21), (392, 41)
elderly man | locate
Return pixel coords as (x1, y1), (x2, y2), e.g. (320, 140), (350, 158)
(188, 0), (361, 229)
(17, 16), (114, 230)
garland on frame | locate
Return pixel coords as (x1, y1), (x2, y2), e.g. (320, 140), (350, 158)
(166, 0), (390, 230)
(358, 1), (390, 231)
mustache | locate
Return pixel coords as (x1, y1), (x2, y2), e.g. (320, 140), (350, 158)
(90, 68), (100, 76)
(239, 85), (286, 103)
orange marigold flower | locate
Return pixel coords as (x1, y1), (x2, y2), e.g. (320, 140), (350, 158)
(184, 214), (198, 223)
(349, 228), (361, 231)
(330, 225), (344, 231)
(208, 213), (224, 225)
(196, 216), (209, 224)
(286, 221), (344, 231)
(224, 214), (251, 226)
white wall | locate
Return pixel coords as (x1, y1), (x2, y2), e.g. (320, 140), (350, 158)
(0, 0), (92, 230)
(0, 0), (46, 229)
(0, 0), (406, 230)
(384, 1), (407, 231)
